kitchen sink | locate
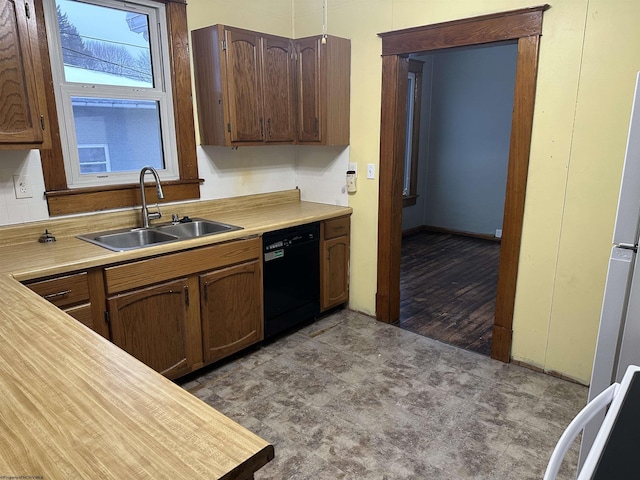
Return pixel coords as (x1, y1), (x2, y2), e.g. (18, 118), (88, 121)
(77, 219), (243, 251)
(156, 219), (242, 238)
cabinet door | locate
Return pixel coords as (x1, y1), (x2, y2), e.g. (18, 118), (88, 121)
(296, 37), (321, 143)
(224, 28), (264, 143)
(108, 278), (193, 379)
(0, 0), (44, 145)
(321, 235), (349, 310)
(200, 260), (263, 364)
(262, 36), (295, 142)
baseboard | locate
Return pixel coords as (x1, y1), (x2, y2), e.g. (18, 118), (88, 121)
(402, 224), (501, 242)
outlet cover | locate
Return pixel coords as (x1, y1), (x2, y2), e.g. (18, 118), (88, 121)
(495, 229), (502, 239)
(13, 175), (32, 199)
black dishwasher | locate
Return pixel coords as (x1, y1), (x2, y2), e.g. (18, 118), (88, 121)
(263, 223), (320, 339)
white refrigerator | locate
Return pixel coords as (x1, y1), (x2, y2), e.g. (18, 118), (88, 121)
(579, 71), (640, 469)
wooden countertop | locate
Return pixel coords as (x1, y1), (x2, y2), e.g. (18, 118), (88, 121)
(0, 190), (351, 479)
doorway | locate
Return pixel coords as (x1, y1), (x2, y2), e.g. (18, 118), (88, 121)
(399, 42), (518, 356)
(375, 6), (549, 362)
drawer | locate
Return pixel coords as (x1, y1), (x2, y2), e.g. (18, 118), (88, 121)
(27, 272), (90, 308)
(65, 303), (93, 329)
(323, 216), (350, 240)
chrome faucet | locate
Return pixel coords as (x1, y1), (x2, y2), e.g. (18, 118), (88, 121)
(139, 166), (165, 228)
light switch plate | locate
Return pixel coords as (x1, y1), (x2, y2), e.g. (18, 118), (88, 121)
(13, 175), (32, 199)
(367, 164), (375, 179)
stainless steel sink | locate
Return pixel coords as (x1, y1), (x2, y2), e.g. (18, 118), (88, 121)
(156, 219), (242, 238)
(77, 219), (243, 251)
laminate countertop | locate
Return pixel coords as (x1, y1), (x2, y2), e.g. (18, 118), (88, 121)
(0, 190), (352, 479)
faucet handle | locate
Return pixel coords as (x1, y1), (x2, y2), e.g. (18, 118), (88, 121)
(171, 213), (179, 224)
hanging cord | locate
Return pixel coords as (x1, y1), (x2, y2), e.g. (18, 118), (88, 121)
(322, 0), (327, 44)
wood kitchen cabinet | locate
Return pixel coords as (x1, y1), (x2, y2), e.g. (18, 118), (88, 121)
(103, 237), (263, 379)
(107, 278), (196, 379)
(200, 259), (263, 364)
(191, 25), (295, 146)
(296, 36), (350, 145)
(0, 0), (50, 149)
(191, 24), (349, 146)
(25, 269), (108, 339)
(320, 216), (350, 311)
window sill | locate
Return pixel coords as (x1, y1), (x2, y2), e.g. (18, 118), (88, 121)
(402, 195), (418, 207)
(45, 178), (203, 216)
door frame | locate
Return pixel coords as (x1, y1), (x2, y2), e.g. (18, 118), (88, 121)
(375, 5), (549, 362)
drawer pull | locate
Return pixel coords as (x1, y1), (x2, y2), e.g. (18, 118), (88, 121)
(43, 290), (72, 300)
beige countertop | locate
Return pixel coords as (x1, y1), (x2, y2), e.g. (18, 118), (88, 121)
(0, 190), (351, 479)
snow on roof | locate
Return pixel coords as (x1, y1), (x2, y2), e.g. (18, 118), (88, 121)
(64, 65), (152, 88)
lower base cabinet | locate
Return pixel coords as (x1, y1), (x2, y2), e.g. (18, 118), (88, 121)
(104, 237), (263, 379)
(201, 259), (263, 364)
(108, 277), (196, 379)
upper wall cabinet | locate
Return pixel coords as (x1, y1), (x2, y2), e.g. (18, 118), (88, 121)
(0, 0), (50, 149)
(191, 24), (350, 147)
(296, 36), (350, 146)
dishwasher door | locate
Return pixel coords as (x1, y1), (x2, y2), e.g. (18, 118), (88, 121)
(263, 223), (320, 339)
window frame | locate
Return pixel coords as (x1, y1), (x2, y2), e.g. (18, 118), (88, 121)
(35, 0), (200, 216)
(402, 59), (423, 208)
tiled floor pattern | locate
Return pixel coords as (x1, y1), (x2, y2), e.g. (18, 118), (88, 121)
(179, 310), (587, 479)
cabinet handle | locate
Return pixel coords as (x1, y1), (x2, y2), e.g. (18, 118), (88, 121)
(43, 290), (71, 300)
(260, 118), (264, 138)
(267, 118), (272, 138)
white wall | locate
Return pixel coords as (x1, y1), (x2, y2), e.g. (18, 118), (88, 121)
(0, 150), (49, 225)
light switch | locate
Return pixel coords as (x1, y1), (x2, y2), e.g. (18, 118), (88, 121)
(367, 164), (375, 179)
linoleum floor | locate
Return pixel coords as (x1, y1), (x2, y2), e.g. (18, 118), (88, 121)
(180, 310), (586, 479)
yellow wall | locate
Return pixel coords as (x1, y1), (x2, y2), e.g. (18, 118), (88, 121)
(187, 0), (640, 384)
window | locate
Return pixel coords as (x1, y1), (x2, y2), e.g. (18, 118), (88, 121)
(35, 0), (200, 216)
(78, 144), (111, 173)
(44, 0), (178, 188)
(403, 59), (423, 207)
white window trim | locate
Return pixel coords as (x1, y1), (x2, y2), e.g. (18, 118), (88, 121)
(43, 0), (179, 188)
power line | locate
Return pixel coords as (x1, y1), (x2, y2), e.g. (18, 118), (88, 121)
(61, 46), (152, 81)
(62, 30), (149, 51)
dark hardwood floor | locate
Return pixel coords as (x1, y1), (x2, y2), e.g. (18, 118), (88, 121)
(397, 231), (500, 356)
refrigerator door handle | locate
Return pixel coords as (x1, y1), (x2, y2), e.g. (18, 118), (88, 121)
(618, 243), (638, 251)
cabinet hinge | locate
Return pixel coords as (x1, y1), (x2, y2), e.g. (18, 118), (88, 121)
(25, 2), (30, 19)
(227, 123), (231, 133)
(222, 39), (227, 50)
(40, 115), (45, 131)
(104, 310), (110, 324)
(184, 286), (189, 307)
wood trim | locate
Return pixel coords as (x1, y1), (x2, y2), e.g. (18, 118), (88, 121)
(376, 7), (547, 361)
(165, 1), (198, 180)
(491, 34), (541, 361)
(378, 5), (549, 55)
(375, 55), (408, 323)
(45, 181), (201, 216)
(34, 0), (66, 191)
(404, 224), (501, 242)
(35, 0), (200, 215)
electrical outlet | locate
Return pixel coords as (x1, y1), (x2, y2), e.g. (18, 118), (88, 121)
(367, 164), (375, 179)
(348, 162), (358, 177)
(13, 175), (32, 199)
(495, 229), (502, 239)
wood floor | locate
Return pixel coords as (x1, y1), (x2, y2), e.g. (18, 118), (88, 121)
(397, 231), (501, 356)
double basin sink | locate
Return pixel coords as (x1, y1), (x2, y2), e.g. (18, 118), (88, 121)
(78, 219), (243, 252)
